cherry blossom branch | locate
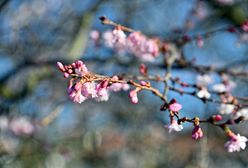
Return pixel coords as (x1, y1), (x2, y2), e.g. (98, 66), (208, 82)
(54, 16), (248, 153)
(57, 59), (248, 152)
(120, 73), (248, 107)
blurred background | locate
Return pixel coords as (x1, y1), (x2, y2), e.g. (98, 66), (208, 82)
(0, 0), (248, 167)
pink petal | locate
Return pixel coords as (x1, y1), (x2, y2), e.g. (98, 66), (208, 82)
(169, 103), (182, 112)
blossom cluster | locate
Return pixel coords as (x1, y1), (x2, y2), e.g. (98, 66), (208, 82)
(195, 73), (248, 121)
(164, 99), (247, 152)
(57, 60), (129, 104)
(195, 73), (236, 99)
(93, 28), (160, 62)
(0, 116), (34, 136)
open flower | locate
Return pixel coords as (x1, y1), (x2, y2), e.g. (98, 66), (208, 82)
(212, 83), (226, 93)
(111, 28), (127, 51)
(197, 88), (211, 99)
(103, 31), (114, 47)
(67, 81), (88, 104)
(95, 80), (110, 102)
(219, 104), (235, 115)
(234, 108), (248, 120)
(68, 86), (87, 104)
(74, 60), (88, 76)
(168, 99), (182, 112)
(165, 119), (183, 133)
(82, 82), (98, 98)
(225, 134), (247, 152)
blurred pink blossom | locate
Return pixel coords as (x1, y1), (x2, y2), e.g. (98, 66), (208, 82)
(10, 117), (34, 136)
(90, 30), (100, 41)
(109, 76), (130, 92)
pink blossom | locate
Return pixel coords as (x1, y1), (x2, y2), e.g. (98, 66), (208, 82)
(10, 117), (34, 136)
(69, 90), (87, 103)
(122, 83), (130, 91)
(241, 21), (248, 32)
(68, 80), (111, 103)
(127, 32), (159, 62)
(168, 99), (182, 112)
(95, 80), (109, 102)
(139, 39), (159, 61)
(197, 88), (211, 99)
(57, 62), (69, 78)
(165, 120), (183, 133)
(225, 134), (247, 152)
(74, 60), (88, 76)
(58, 61), (130, 104)
(112, 28), (127, 50)
(90, 30), (100, 41)
(192, 125), (203, 140)
(68, 82), (87, 104)
(129, 90), (138, 104)
(64, 72), (69, 78)
(140, 81), (147, 86)
(139, 63), (147, 76)
(196, 35), (204, 48)
(103, 30), (160, 61)
(96, 88), (109, 101)
(82, 82), (98, 98)
(139, 53), (156, 62)
(109, 76), (130, 92)
(127, 32), (145, 47)
(109, 83), (122, 92)
(144, 39), (159, 57)
(103, 31), (114, 47)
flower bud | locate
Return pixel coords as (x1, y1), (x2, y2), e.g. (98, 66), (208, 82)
(57, 62), (65, 72)
(192, 125), (203, 140)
